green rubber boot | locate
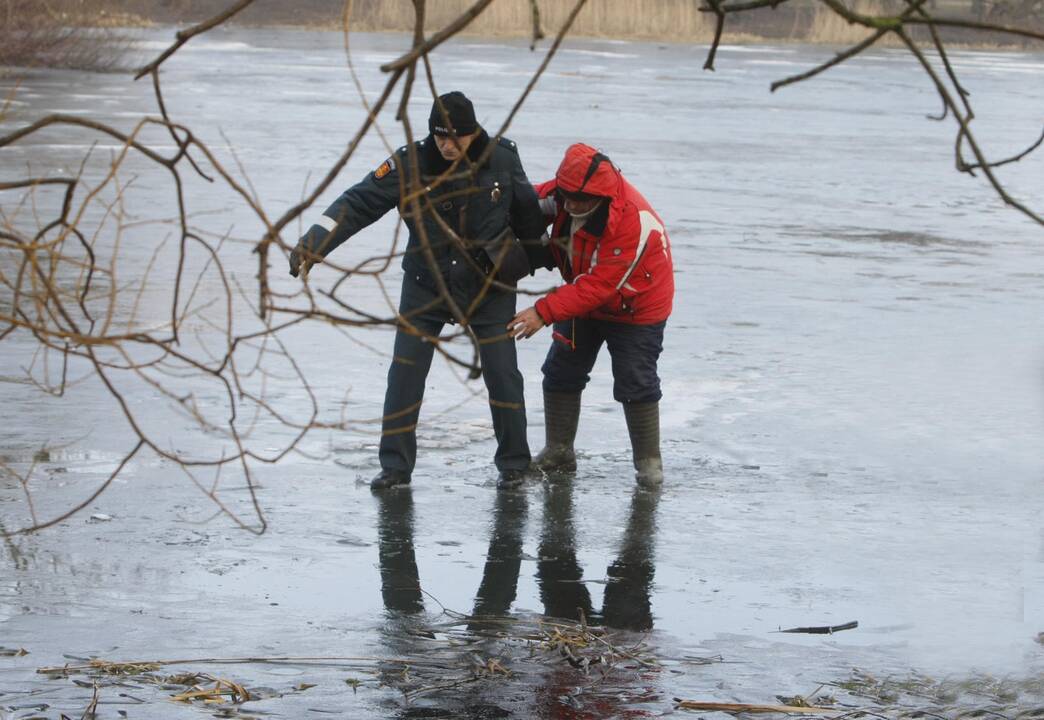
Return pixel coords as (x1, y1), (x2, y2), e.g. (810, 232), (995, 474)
(623, 401), (663, 488)
(533, 391), (581, 473)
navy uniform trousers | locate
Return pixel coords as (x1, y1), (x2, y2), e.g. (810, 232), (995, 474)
(379, 275), (530, 475)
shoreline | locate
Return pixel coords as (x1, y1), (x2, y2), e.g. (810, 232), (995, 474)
(89, 18), (1041, 52)
(45, 3), (1043, 51)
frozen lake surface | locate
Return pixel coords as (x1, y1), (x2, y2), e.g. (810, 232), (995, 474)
(1, 27), (1042, 718)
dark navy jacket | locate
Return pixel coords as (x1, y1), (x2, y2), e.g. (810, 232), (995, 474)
(298, 131), (546, 306)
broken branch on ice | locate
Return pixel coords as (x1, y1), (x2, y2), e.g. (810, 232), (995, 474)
(776, 621), (858, 635)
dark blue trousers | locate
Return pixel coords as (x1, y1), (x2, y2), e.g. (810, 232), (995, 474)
(541, 318), (665, 403)
(379, 277), (530, 474)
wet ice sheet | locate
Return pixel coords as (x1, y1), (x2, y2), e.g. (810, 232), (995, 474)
(1, 27), (1043, 718)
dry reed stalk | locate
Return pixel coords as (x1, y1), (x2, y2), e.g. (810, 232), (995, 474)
(170, 677), (250, 704)
(675, 700), (837, 713)
(0, 0), (133, 70)
(37, 654), (455, 675)
(348, 0), (717, 40)
(806, 0), (888, 44)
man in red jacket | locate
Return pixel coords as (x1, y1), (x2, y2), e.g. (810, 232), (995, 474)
(508, 144), (674, 488)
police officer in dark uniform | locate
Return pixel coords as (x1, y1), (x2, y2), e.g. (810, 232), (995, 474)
(290, 92), (546, 490)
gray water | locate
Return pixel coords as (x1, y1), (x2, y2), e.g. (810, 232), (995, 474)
(0, 27), (1042, 719)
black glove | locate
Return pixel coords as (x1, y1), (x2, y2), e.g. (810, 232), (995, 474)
(290, 224), (335, 277)
(289, 244), (304, 277)
(290, 234), (322, 278)
(482, 231), (531, 285)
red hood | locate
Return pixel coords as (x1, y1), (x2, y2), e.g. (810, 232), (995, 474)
(555, 143), (621, 198)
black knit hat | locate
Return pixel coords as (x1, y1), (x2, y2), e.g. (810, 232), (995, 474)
(429, 91), (478, 136)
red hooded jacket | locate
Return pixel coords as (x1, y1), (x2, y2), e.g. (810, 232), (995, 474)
(533, 144), (674, 328)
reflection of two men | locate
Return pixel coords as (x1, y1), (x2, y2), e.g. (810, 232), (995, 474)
(536, 482), (660, 632)
(374, 483), (661, 632)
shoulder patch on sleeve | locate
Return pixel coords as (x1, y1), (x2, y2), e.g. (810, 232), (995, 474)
(497, 136), (519, 155)
(374, 158), (392, 179)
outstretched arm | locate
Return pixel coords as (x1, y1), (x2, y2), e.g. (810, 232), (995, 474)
(290, 155), (402, 277)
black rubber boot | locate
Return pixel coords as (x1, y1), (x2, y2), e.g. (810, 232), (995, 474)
(496, 468), (528, 489)
(533, 391), (581, 472)
(371, 468), (412, 491)
(623, 401), (663, 488)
